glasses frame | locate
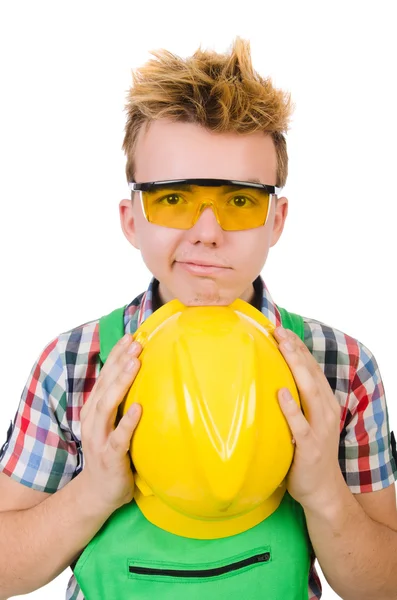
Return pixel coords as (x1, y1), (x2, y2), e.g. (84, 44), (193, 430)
(129, 178), (281, 195)
(128, 178), (281, 231)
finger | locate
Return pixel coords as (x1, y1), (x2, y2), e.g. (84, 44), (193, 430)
(278, 388), (313, 448)
(81, 334), (132, 420)
(275, 331), (326, 425)
(82, 336), (141, 421)
(81, 353), (140, 447)
(93, 354), (141, 435)
(105, 335), (142, 368)
(275, 328), (338, 399)
(95, 341), (142, 405)
(275, 327), (323, 375)
(83, 348), (141, 451)
(107, 403), (142, 459)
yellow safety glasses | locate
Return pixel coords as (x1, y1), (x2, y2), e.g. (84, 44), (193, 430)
(129, 178), (280, 231)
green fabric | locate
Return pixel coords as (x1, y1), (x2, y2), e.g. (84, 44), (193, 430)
(98, 305), (126, 365)
(75, 489), (311, 600)
(277, 306), (305, 342)
(74, 302), (311, 599)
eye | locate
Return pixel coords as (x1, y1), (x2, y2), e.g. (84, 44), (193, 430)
(158, 194), (186, 206)
(228, 195), (255, 208)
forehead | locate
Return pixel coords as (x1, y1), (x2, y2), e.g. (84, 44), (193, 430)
(134, 120), (278, 184)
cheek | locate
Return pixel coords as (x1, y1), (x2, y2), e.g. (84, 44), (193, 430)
(137, 222), (181, 269)
(232, 228), (271, 265)
(133, 203), (176, 256)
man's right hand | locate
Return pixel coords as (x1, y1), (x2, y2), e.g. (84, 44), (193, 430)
(78, 333), (143, 515)
(0, 333), (144, 598)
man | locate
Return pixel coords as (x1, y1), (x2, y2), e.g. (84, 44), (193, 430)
(0, 38), (396, 599)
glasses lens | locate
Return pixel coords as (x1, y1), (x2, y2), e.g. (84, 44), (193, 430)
(142, 184), (196, 229)
(216, 186), (270, 231)
(142, 184), (270, 231)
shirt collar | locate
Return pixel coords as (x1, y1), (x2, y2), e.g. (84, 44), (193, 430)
(125, 276), (282, 335)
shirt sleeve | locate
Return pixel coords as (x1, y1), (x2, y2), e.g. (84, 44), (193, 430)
(0, 337), (80, 493)
(342, 341), (397, 493)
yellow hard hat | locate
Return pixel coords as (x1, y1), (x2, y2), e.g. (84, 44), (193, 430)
(121, 299), (300, 539)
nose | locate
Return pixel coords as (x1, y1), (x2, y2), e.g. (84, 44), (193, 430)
(187, 205), (224, 246)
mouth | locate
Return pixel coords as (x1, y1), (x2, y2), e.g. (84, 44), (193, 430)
(175, 260), (231, 276)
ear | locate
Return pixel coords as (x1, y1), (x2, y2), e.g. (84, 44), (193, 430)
(270, 196), (288, 247)
(119, 198), (140, 249)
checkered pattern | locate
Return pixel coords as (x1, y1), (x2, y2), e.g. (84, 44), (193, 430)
(1, 278), (396, 600)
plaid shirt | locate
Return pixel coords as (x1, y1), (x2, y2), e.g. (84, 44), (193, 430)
(1, 277), (396, 600)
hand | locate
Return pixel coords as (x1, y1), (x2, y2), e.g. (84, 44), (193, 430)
(79, 333), (142, 516)
(273, 326), (346, 513)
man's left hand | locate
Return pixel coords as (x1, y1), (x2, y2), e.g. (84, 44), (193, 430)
(273, 326), (346, 513)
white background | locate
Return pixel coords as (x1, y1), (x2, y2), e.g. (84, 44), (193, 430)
(0, 1), (396, 598)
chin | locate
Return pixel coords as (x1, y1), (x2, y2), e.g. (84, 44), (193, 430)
(174, 281), (238, 307)
(183, 296), (232, 307)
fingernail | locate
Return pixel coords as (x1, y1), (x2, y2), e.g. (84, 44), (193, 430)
(127, 342), (139, 354)
(277, 327), (288, 338)
(283, 341), (295, 351)
(281, 389), (294, 404)
(124, 359), (136, 372)
(128, 403), (138, 416)
(120, 333), (130, 345)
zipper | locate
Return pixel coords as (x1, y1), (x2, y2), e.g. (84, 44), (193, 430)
(129, 551), (271, 578)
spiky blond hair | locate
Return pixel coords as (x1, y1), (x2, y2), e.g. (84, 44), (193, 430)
(123, 38), (293, 187)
